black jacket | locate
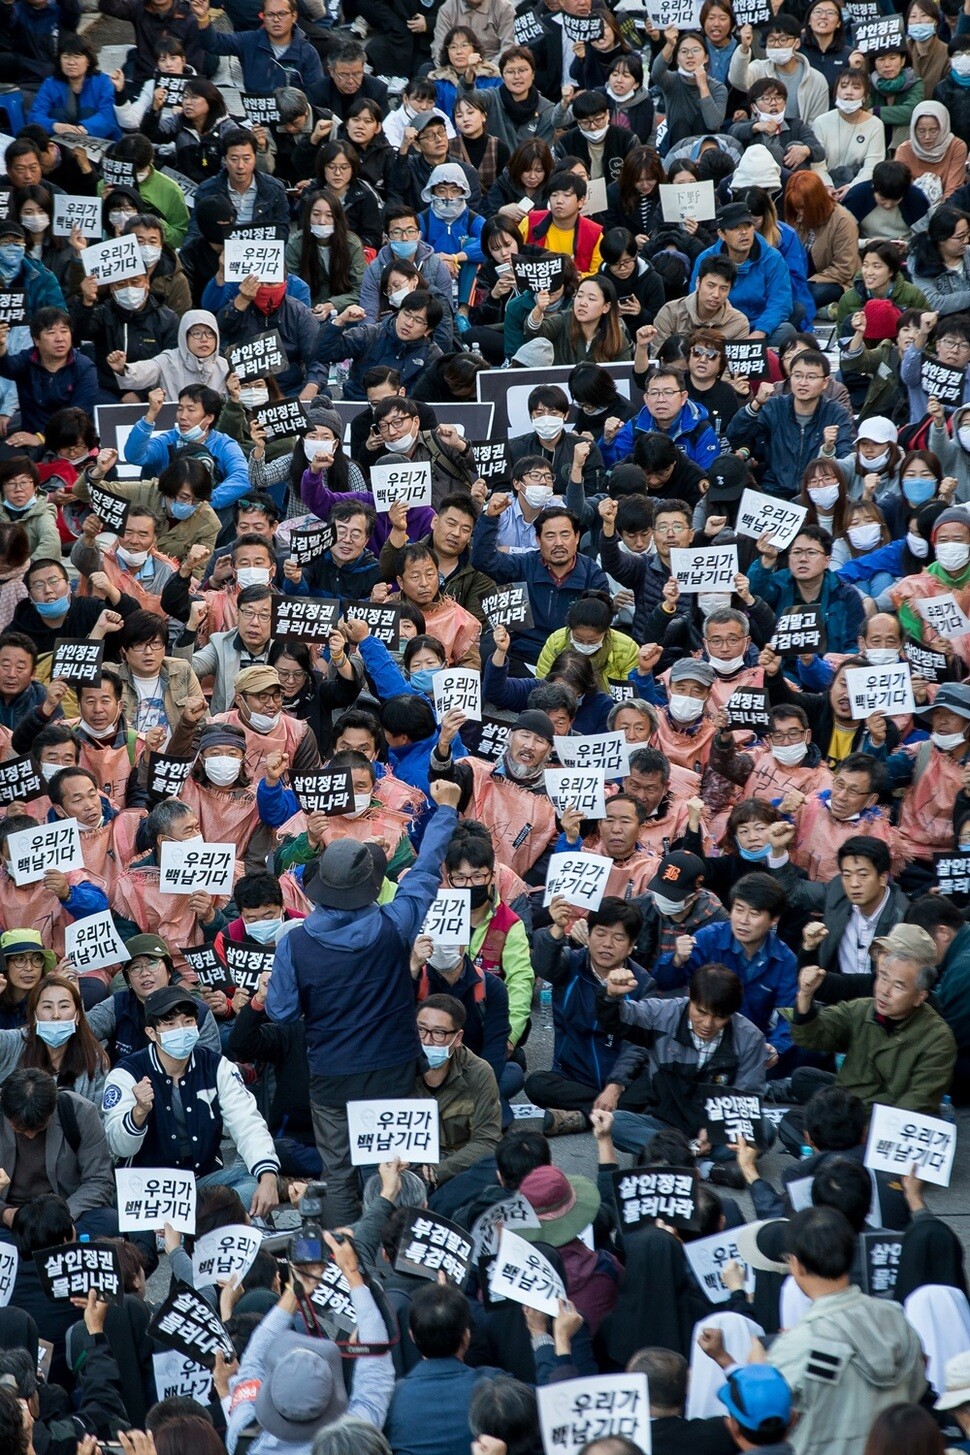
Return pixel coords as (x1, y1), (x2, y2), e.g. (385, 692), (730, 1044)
(558, 122), (638, 185)
(227, 997), (312, 1138)
(70, 294), (180, 393)
(314, 71), (389, 122)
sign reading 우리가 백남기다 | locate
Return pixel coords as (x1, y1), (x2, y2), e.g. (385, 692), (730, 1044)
(0, 1245), (16, 1307)
(669, 546), (738, 593)
(82, 234), (143, 283)
(543, 768), (607, 820)
(701, 1087), (764, 1146)
(0, 755), (43, 805)
(481, 582), (533, 630)
(7, 818), (83, 886)
(35, 1242), (123, 1303)
(554, 732), (630, 777)
(51, 639), (104, 685)
(422, 889), (471, 947)
(151, 1351), (212, 1405)
(65, 912), (130, 975)
(149, 1281), (233, 1369)
(346, 1100), (440, 1166)
(864, 1104), (957, 1187)
(490, 1228), (567, 1315)
(433, 667), (482, 721)
(771, 605), (825, 655)
(538, 1374), (651, 1455)
(844, 663), (916, 720)
(370, 459), (433, 512)
(225, 331), (286, 381)
(291, 768), (354, 815)
(511, 253), (568, 294)
(223, 236), (285, 285)
(915, 593), (970, 639)
(684, 1231), (755, 1305)
(543, 852), (613, 911)
(736, 489), (807, 551)
(53, 194), (103, 239)
(920, 354), (965, 407)
(192, 1225), (262, 1286)
(646, 0), (701, 24)
(272, 594), (339, 641)
(394, 1209), (474, 1286)
(658, 179), (715, 224)
(116, 1168), (197, 1234)
(158, 841), (236, 896)
(612, 1166), (700, 1231)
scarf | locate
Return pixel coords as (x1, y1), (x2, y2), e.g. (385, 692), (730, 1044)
(500, 83), (540, 125)
(910, 100), (953, 162)
(872, 66), (912, 93)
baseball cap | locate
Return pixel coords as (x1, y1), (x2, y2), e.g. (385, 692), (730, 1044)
(871, 924), (938, 965)
(705, 453), (749, 504)
(717, 201), (755, 230)
(648, 851), (705, 904)
(669, 657), (716, 687)
(935, 1351), (970, 1410)
(856, 415), (897, 445)
(124, 933), (172, 963)
(143, 986), (197, 1022)
(735, 1217), (791, 1274)
(718, 1366), (792, 1434)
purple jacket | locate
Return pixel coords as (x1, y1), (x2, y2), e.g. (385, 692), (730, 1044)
(299, 467), (435, 552)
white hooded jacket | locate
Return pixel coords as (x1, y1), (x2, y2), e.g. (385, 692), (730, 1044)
(118, 308), (230, 397)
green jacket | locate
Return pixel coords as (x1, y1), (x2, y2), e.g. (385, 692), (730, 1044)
(783, 997), (955, 1114)
(935, 922), (970, 1051)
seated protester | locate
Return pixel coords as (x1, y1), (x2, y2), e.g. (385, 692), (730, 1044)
(366, 397), (478, 515)
(736, 181), (815, 332)
(102, 983), (280, 1216)
(907, 894), (970, 1101)
(558, 91), (638, 185)
(728, 362), (854, 500)
(379, 493), (495, 624)
(729, 77), (825, 171)
(72, 506), (177, 619)
(0, 458), (59, 561)
(48, 763), (146, 902)
(71, 266), (180, 401)
(651, 29), (727, 154)
(629, 845), (728, 971)
(359, 203), (458, 334)
(182, 580), (274, 716)
(284, 188), (365, 320)
(763, 634), (899, 754)
(185, 128), (289, 244)
(274, 404), (370, 526)
(603, 145), (666, 245)
(471, 500), (611, 668)
(111, 799), (238, 979)
(16, 184), (73, 292)
(392, 543), (482, 670)
(203, 490), (284, 585)
(866, 37), (926, 147)
(630, 1349), (737, 1455)
(390, 111), (482, 218)
(0, 811), (108, 963)
(519, 169), (603, 278)
(412, 993), (501, 1195)
(503, 260), (581, 365)
(443, 818), (534, 1030)
(841, 305), (920, 422)
(728, 14), (829, 126)
(0, 308), (94, 447)
(0, 929), (54, 1028)
(0, 138), (62, 195)
(216, 272), (327, 405)
(842, 158), (931, 245)
(345, 102), (396, 202)
(0, 632), (48, 733)
(272, 87), (334, 191)
(484, 631), (617, 735)
(772, 334), (854, 419)
(600, 962), (768, 1157)
(601, 365), (718, 471)
(411, 935), (514, 1099)
(193, 0), (322, 102)
(813, 68), (887, 199)
(556, 791), (661, 897)
(108, 308), (229, 400)
(929, 394), (970, 504)
(619, 744), (699, 851)
(599, 228), (665, 341)
(98, 135), (190, 249)
(570, 361), (640, 440)
(599, 493), (694, 633)
(690, 201), (794, 348)
(890, 506), (970, 645)
(671, 330), (739, 441)
(835, 239), (929, 329)
(646, 656), (722, 776)
(901, 313), (970, 423)
(710, 703), (833, 808)
(457, 45), (561, 154)
(28, 34), (120, 141)
(537, 590), (639, 689)
(267, 639), (362, 762)
(142, 78), (235, 186)
(596, 50), (654, 138)
(0, 975), (109, 1103)
(214, 662), (322, 780)
(315, 288), (443, 402)
(123, 386), (250, 519)
(179, 720), (263, 872)
(11, 669), (143, 806)
(908, 208), (970, 319)
(313, 139), (385, 255)
(74, 459), (218, 578)
(521, 273), (632, 369)
(281, 499), (382, 601)
(888, 683), (970, 881)
(87, 932), (221, 1066)
(896, 102), (969, 206)
(0, 216), (66, 352)
(748, 523), (865, 655)
(507, 385), (605, 504)
(330, 705), (434, 823)
(0, 0), (78, 89)
(368, 256), (456, 359)
(784, 170), (861, 311)
(450, 91), (508, 198)
(7, 555), (138, 669)
(934, 33), (970, 138)
(183, 533), (281, 641)
(273, 748), (415, 882)
(786, 953), (955, 1115)
(418, 162), (485, 318)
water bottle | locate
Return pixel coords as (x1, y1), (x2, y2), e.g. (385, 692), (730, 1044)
(539, 982), (552, 1025)
(940, 1094), (956, 1125)
(799, 1145), (814, 1160)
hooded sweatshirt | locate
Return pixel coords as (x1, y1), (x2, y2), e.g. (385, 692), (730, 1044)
(117, 308), (230, 397)
(929, 402), (970, 502)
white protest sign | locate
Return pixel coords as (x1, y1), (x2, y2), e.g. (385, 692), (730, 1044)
(223, 235), (285, 285)
(65, 912), (130, 975)
(192, 1225), (262, 1285)
(554, 732), (630, 778)
(647, 0), (701, 23)
(844, 663), (915, 720)
(370, 459), (433, 512)
(7, 818), (83, 886)
(346, 1099), (439, 1166)
(470, 1194), (541, 1260)
(916, 594), (970, 640)
(683, 1230), (755, 1305)
(53, 194), (102, 240)
(864, 1104), (957, 1188)
(736, 489), (808, 552)
(0, 1244), (16, 1306)
(115, 1168), (197, 1234)
(543, 768), (607, 819)
(543, 851), (613, 911)
(537, 1375), (651, 1455)
(159, 841), (236, 896)
(659, 179), (715, 224)
(510, 1101), (547, 1120)
(81, 234), (143, 283)
(669, 546), (739, 593)
(152, 1350), (212, 1405)
(490, 1228), (566, 1315)
(422, 889), (471, 947)
(433, 667), (482, 721)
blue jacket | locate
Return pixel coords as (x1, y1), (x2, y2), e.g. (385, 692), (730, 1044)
(536, 932), (656, 1090)
(418, 206), (485, 265)
(17, 254), (66, 316)
(746, 560), (865, 655)
(265, 805), (457, 1077)
(384, 1359), (506, 1455)
(199, 24), (324, 103)
(483, 656), (614, 733)
(217, 293), (325, 398)
(691, 235), (792, 337)
(0, 0), (80, 82)
(201, 272), (311, 313)
(29, 72), (121, 139)
(123, 417), (250, 512)
(726, 394), (855, 498)
(186, 170), (291, 244)
(0, 345), (96, 435)
(470, 511), (612, 663)
(775, 220), (815, 329)
(653, 919), (797, 1054)
(600, 398), (719, 471)
(315, 314), (441, 401)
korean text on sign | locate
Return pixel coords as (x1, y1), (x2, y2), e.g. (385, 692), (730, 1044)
(543, 769), (607, 819)
(394, 1210), (474, 1286)
(7, 818), (83, 886)
(554, 732), (630, 777)
(192, 1225), (262, 1285)
(82, 235), (143, 283)
(669, 546), (739, 593)
(702, 1088), (763, 1145)
(864, 1104), (957, 1187)
(159, 841), (236, 896)
(537, 1374), (651, 1455)
(433, 667), (482, 721)
(490, 1228), (567, 1315)
(224, 237), (285, 285)
(422, 889), (471, 947)
(683, 1231), (754, 1305)
(116, 1168), (197, 1233)
(543, 852), (613, 912)
(370, 459), (433, 512)
(844, 664), (915, 720)
(346, 1100), (440, 1166)
(735, 488), (807, 551)
(612, 1167), (699, 1231)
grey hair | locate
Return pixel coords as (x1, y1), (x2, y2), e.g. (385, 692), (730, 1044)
(144, 798), (195, 845)
(607, 698), (657, 733)
(275, 86), (309, 125)
(704, 607), (749, 635)
(312, 1416), (392, 1455)
(362, 1168), (427, 1211)
(882, 950), (937, 991)
(529, 681), (578, 717)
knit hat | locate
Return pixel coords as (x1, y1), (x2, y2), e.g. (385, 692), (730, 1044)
(669, 657), (716, 687)
(862, 298), (902, 342)
(730, 145), (782, 194)
(304, 403), (343, 437)
(421, 162), (471, 204)
(931, 507), (970, 541)
(194, 195), (236, 243)
(517, 1166), (601, 1246)
(511, 338), (555, 369)
(510, 709), (555, 743)
(235, 664), (282, 697)
(253, 1334), (348, 1443)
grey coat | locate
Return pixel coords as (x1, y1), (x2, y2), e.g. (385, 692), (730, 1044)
(0, 1080), (114, 1220)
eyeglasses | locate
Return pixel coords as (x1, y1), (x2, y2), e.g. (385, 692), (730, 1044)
(326, 161), (352, 173)
(387, 227), (420, 240)
(449, 870), (491, 886)
(237, 607), (272, 623)
(275, 667), (307, 684)
(400, 309), (428, 325)
(706, 634), (746, 648)
(790, 371), (825, 382)
(187, 327), (216, 339)
(378, 415), (410, 432)
(417, 1023), (456, 1044)
(788, 548), (827, 560)
(245, 687), (283, 705)
(129, 959), (165, 975)
(646, 389), (683, 400)
(769, 728), (806, 744)
(521, 470), (554, 484)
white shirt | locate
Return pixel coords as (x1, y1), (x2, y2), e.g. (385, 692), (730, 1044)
(838, 888), (891, 978)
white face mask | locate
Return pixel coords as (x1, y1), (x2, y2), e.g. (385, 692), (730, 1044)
(766, 45), (794, 63)
(580, 124), (609, 142)
(569, 635), (604, 656)
(669, 693), (705, 723)
(40, 760), (68, 781)
(22, 213), (48, 233)
(80, 716), (119, 740)
(205, 754), (242, 786)
(953, 53), (970, 75)
(848, 522), (882, 551)
(958, 426), (970, 453)
(523, 485), (553, 508)
(385, 429), (417, 453)
(808, 483), (840, 509)
(388, 286), (410, 308)
(114, 285), (147, 311)
(303, 436), (335, 464)
(907, 531), (929, 558)
(428, 944), (463, 971)
(346, 792), (372, 818)
(772, 740), (808, 766)
(606, 83), (629, 101)
(236, 566), (271, 589)
(836, 96), (863, 114)
(932, 729), (967, 751)
(532, 414), (564, 441)
(859, 449), (889, 472)
(116, 545), (149, 570)
(752, 106), (781, 123)
(239, 386), (269, 408)
(936, 542), (970, 573)
(698, 592), (732, 616)
(865, 646), (899, 665)
(652, 890), (685, 916)
(140, 243), (162, 268)
(711, 653), (745, 675)
(109, 209), (133, 229)
(248, 710), (280, 733)
(311, 223), (334, 240)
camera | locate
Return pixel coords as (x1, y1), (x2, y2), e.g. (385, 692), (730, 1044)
(288, 1180), (328, 1266)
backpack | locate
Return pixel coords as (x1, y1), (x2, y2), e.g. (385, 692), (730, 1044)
(897, 412), (933, 454)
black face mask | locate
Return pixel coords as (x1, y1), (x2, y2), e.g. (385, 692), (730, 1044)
(469, 883), (492, 909)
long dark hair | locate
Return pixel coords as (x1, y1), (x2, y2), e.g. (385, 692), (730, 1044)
(20, 976), (109, 1085)
(297, 187), (354, 298)
(909, 205), (969, 280)
(183, 77), (227, 131)
(567, 276), (624, 364)
(618, 145), (665, 216)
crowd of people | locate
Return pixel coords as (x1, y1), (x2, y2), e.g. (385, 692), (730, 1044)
(0, 0), (970, 1452)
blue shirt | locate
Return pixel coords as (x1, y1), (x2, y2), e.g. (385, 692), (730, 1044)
(653, 919), (797, 1053)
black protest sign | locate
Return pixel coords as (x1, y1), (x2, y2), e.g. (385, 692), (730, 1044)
(156, 72), (187, 105)
(342, 600), (401, 647)
(51, 640), (104, 685)
(860, 1232), (903, 1298)
(771, 605), (825, 655)
(272, 593), (339, 641)
(481, 583), (534, 631)
(147, 753), (195, 802)
(309, 1262), (358, 1338)
(0, 291), (26, 325)
(905, 638), (953, 685)
(241, 92), (280, 126)
(472, 440), (510, 485)
(733, 0), (771, 20)
(724, 687), (771, 730)
(612, 1167), (700, 1232)
(512, 254), (567, 294)
(853, 14), (903, 49)
(224, 941), (275, 994)
(35, 1242), (124, 1304)
(514, 11), (546, 43)
(149, 1281), (233, 1369)
(87, 480), (130, 534)
(0, 756), (43, 805)
(159, 167), (198, 207)
(608, 678), (635, 703)
(253, 399), (309, 440)
(291, 768), (354, 815)
(920, 354), (965, 407)
(462, 716), (510, 763)
(394, 1209), (474, 1286)
(724, 341), (769, 378)
(701, 1087), (765, 1146)
(289, 521), (334, 565)
(101, 156), (137, 189)
(934, 853), (970, 897)
(563, 11), (603, 38)
(181, 944), (230, 990)
(225, 330), (286, 382)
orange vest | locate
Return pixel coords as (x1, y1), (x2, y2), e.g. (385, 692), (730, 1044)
(181, 777), (261, 863)
(112, 862), (239, 981)
(792, 793), (896, 882)
(77, 547), (174, 617)
(422, 597), (481, 667)
(0, 867), (108, 960)
(894, 747), (964, 862)
(198, 588), (238, 646)
(216, 710), (314, 782)
(79, 809), (146, 895)
(77, 735), (137, 806)
(280, 870), (313, 916)
(465, 757), (558, 878)
(651, 710), (719, 774)
(660, 664), (765, 713)
(742, 748), (834, 806)
(375, 770), (428, 821)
